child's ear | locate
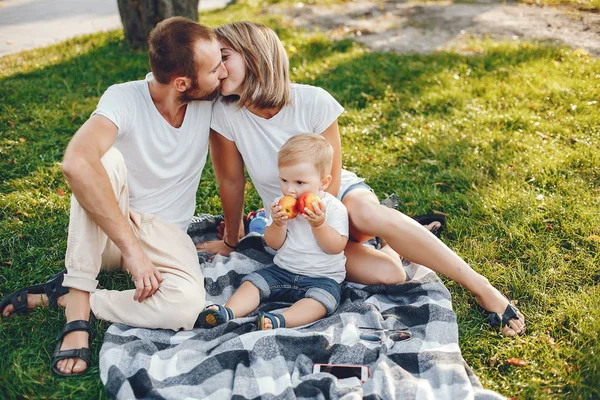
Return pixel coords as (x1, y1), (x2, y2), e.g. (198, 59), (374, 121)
(320, 175), (332, 191)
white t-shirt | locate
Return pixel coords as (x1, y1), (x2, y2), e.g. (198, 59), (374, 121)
(272, 192), (348, 283)
(92, 77), (212, 231)
(211, 83), (364, 216)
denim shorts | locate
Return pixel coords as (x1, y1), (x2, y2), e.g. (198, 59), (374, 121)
(242, 265), (342, 315)
(339, 181), (374, 201)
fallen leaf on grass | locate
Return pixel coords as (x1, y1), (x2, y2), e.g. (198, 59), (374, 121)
(587, 235), (600, 243)
(57, 189), (66, 196)
(506, 358), (528, 367)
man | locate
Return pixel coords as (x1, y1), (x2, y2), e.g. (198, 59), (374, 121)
(0, 16), (227, 376)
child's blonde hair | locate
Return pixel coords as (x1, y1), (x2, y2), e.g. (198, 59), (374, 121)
(278, 134), (333, 178)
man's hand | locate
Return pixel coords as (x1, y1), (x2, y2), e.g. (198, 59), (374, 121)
(196, 240), (234, 256)
(122, 249), (163, 302)
(270, 202), (289, 227)
(302, 201), (326, 228)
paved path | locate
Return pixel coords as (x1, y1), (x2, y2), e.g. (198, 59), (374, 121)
(0, 0), (229, 57)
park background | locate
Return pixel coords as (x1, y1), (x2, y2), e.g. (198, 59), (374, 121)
(0, 0), (599, 398)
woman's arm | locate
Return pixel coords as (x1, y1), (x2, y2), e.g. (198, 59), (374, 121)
(321, 120), (342, 197)
(204, 129), (246, 253)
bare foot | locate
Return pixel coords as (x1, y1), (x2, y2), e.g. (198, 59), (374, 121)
(474, 284), (526, 337)
(2, 293), (68, 318)
(56, 330), (89, 375)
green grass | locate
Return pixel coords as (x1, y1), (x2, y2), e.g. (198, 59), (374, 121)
(519, 0), (600, 11)
(1, 1), (599, 399)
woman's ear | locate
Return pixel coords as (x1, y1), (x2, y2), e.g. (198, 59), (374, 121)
(320, 174), (332, 191)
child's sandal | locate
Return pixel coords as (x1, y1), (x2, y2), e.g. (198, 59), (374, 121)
(195, 304), (234, 328)
(257, 311), (286, 330)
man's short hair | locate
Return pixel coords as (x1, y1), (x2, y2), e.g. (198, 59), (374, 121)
(215, 21), (291, 109)
(148, 16), (216, 84)
(278, 134), (333, 178)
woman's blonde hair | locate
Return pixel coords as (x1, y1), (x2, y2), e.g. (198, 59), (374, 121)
(278, 134), (333, 178)
(215, 21), (291, 109)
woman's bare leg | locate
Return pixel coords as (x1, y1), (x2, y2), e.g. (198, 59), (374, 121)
(342, 189), (526, 336)
(344, 240), (406, 285)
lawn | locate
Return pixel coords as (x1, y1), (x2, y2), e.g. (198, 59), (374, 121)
(1, 1), (599, 399)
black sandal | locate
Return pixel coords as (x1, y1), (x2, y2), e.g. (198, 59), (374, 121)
(51, 320), (93, 377)
(412, 214), (446, 238)
(487, 302), (524, 335)
(0, 270), (69, 316)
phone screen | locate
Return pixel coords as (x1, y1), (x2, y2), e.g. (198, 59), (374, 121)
(321, 365), (363, 379)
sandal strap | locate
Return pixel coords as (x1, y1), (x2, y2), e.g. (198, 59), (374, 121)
(58, 320), (92, 340)
(9, 288), (30, 314)
(44, 270), (69, 309)
(258, 311), (286, 330)
(52, 347), (92, 365)
(488, 303), (520, 328)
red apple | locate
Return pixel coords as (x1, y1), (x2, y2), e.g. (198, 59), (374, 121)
(296, 192), (320, 214)
(278, 195), (298, 219)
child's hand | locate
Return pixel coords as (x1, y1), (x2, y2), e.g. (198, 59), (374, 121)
(302, 201), (326, 228)
(269, 202), (289, 227)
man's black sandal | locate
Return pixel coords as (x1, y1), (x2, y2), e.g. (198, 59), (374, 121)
(0, 269), (69, 315)
(412, 214), (446, 238)
(51, 320), (93, 377)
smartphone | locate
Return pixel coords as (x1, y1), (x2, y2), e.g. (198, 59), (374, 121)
(313, 363), (370, 383)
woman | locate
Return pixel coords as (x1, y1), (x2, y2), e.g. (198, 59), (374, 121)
(202, 21), (525, 337)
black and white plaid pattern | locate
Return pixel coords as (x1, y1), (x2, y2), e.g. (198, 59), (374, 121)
(100, 215), (503, 399)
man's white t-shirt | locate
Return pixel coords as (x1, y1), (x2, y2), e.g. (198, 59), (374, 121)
(211, 83), (364, 216)
(272, 192), (348, 283)
(92, 77), (212, 231)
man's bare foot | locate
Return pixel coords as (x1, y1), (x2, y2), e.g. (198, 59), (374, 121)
(474, 284), (526, 337)
(55, 330), (89, 375)
(1, 293), (68, 317)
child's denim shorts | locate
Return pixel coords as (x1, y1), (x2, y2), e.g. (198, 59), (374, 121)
(242, 265), (342, 315)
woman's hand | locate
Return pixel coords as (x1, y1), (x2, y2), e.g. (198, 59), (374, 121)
(216, 220), (245, 240)
(196, 240), (234, 256)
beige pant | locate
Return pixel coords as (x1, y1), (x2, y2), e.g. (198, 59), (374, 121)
(62, 148), (205, 331)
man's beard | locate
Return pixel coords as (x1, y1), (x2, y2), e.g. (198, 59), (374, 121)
(179, 78), (221, 102)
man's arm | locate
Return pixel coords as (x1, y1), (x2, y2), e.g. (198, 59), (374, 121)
(62, 114), (162, 302)
(202, 129), (246, 254)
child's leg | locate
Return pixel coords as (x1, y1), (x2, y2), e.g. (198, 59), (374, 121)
(261, 298), (327, 330)
(342, 189), (526, 337)
(224, 281), (261, 318)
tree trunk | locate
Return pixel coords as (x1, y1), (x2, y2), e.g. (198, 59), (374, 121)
(117, 0), (201, 49)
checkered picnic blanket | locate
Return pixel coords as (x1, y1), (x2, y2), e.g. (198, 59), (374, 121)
(99, 215), (503, 399)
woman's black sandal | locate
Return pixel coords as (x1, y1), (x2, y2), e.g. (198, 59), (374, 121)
(412, 214), (446, 238)
(0, 270), (69, 315)
(51, 319), (93, 377)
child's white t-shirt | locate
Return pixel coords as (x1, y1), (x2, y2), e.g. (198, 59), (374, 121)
(211, 83), (364, 216)
(92, 77), (212, 231)
(272, 192), (348, 283)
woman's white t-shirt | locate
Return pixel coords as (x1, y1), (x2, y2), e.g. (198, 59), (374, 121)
(211, 84), (364, 215)
(92, 77), (212, 231)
